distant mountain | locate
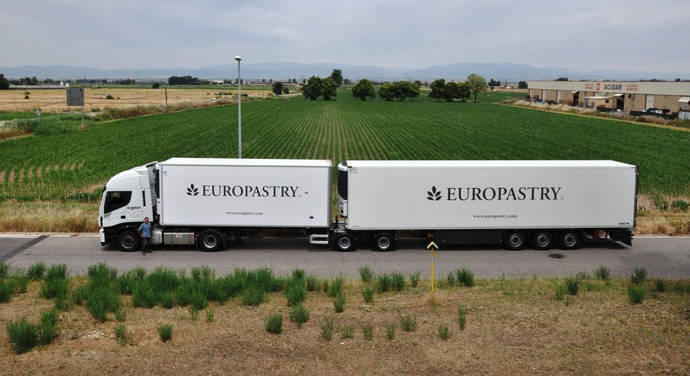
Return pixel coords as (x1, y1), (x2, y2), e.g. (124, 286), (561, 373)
(1, 62), (687, 82)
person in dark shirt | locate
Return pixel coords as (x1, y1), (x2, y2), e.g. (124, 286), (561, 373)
(137, 217), (152, 254)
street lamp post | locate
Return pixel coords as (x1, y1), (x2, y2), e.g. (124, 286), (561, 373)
(235, 56), (242, 158)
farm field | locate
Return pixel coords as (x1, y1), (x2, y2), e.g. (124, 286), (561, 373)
(0, 89), (689, 232)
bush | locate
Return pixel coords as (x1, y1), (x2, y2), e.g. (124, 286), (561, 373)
(115, 324), (127, 347)
(205, 308), (215, 323)
(12, 274), (29, 294)
(358, 266), (373, 283)
(291, 269), (306, 282)
(115, 309), (126, 322)
(27, 262), (46, 280)
(654, 279), (666, 292)
(106, 94), (114, 100)
(41, 277), (69, 300)
(38, 309), (58, 345)
(457, 306), (468, 330)
(188, 306), (199, 321)
(320, 318), (334, 341)
(334, 293), (346, 313)
(595, 266), (611, 281)
(631, 267), (647, 284)
(0, 262), (7, 278)
(327, 277), (344, 298)
(361, 324), (373, 341)
(555, 285), (566, 301)
(265, 314), (283, 334)
(340, 324), (354, 339)
(241, 287), (265, 306)
(456, 268), (475, 287)
(409, 272), (420, 288)
(6, 317), (39, 354)
(289, 304), (310, 328)
(575, 271), (590, 281)
(161, 292), (175, 309)
(285, 284), (307, 307)
(671, 199), (689, 212)
(0, 279), (12, 302)
(45, 264), (67, 281)
(321, 279), (329, 294)
(190, 289), (208, 310)
(628, 285), (645, 304)
(565, 277), (580, 296)
(385, 323), (396, 340)
(377, 274), (392, 292)
(87, 286), (121, 322)
(446, 272), (456, 286)
(132, 283), (157, 308)
(391, 272), (405, 291)
(401, 314), (417, 332)
(158, 324), (173, 342)
(438, 323), (450, 340)
(305, 276), (319, 291)
(362, 287), (374, 303)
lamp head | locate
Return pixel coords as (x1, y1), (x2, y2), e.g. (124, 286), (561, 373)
(234, 56), (242, 62)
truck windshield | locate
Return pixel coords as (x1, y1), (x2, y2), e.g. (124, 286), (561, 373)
(338, 169), (347, 200)
(104, 191), (132, 213)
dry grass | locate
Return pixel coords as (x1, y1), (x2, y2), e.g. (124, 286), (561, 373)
(0, 278), (688, 375)
(0, 201), (99, 232)
(0, 88), (273, 113)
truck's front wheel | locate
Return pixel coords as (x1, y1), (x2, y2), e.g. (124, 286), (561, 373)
(117, 230), (140, 252)
(198, 230), (224, 252)
(334, 234), (356, 252)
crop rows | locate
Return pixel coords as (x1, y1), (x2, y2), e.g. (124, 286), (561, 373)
(0, 91), (689, 202)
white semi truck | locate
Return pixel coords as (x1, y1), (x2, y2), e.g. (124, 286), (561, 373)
(100, 158), (637, 251)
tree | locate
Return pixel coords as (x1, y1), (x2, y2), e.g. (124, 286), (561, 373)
(330, 69), (343, 86)
(392, 81), (420, 101)
(378, 83), (395, 101)
(456, 82), (470, 101)
(272, 81), (284, 95)
(283, 86), (290, 94)
(429, 79), (446, 100)
(555, 77), (568, 81)
(488, 78), (500, 87)
(302, 76), (322, 100)
(0, 74), (9, 90)
(321, 77), (338, 100)
(518, 80), (528, 89)
(465, 73), (487, 103)
(352, 79), (375, 101)
(343, 78), (352, 85)
(414, 80), (422, 87)
(151, 83), (160, 89)
(444, 82), (459, 102)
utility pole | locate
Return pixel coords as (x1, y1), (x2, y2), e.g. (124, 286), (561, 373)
(235, 56), (242, 158)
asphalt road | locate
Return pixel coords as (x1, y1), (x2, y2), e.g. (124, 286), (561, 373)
(1, 234), (689, 279)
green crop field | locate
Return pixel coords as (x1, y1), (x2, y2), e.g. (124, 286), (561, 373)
(0, 90), (689, 204)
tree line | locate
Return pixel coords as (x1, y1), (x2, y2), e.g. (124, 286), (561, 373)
(351, 73), (489, 103)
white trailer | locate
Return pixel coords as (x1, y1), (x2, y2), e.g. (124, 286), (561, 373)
(99, 158), (331, 251)
(334, 160), (637, 251)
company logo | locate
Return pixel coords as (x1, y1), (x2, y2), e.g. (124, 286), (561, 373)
(186, 183), (199, 196)
(427, 186), (442, 201)
(426, 186), (563, 201)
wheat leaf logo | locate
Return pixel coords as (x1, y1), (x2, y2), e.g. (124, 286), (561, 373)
(427, 186), (442, 201)
(186, 183), (199, 196)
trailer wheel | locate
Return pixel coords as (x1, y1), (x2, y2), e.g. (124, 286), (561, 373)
(503, 231), (526, 250)
(372, 233), (396, 251)
(198, 230), (223, 252)
(117, 230), (140, 252)
(334, 234), (356, 252)
(531, 231), (553, 250)
(559, 230), (580, 250)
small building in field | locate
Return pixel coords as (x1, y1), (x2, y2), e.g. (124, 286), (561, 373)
(527, 80), (690, 118)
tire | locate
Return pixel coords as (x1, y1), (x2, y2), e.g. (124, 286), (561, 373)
(503, 231), (526, 250)
(334, 234), (356, 252)
(117, 230), (140, 252)
(559, 230), (580, 250)
(531, 230), (554, 250)
(198, 230), (224, 252)
(371, 232), (396, 251)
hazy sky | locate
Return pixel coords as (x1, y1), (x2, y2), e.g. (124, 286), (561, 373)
(2, 0), (689, 72)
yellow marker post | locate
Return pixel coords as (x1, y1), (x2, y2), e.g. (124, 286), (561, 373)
(426, 241), (438, 296)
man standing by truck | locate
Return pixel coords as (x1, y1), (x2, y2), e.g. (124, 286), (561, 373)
(138, 217), (152, 254)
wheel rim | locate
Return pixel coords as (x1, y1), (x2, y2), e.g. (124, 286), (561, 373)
(338, 236), (351, 249)
(203, 234), (218, 249)
(121, 234), (135, 249)
(377, 236), (391, 250)
(563, 233), (577, 247)
(509, 234), (523, 248)
(536, 233), (550, 248)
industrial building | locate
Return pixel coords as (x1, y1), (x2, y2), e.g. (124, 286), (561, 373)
(527, 81), (690, 119)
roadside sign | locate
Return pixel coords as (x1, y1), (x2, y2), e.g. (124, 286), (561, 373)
(427, 241), (438, 296)
(66, 87), (84, 106)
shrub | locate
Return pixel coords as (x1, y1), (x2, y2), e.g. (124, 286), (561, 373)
(457, 306), (468, 330)
(41, 277), (69, 300)
(27, 262), (46, 280)
(87, 286), (121, 322)
(305, 276), (319, 291)
(401, 314), (417, 332)
(377, 274), (392, 292)
(190, 289), (208, 310)
(6, 317), (39, 354)
(409, 272), (420, 288)
(115, 309), (126, 322)
(334, 293), (346, 313)
(0, 262), (7, 278)
(327, 277), (344, 298)
(189, 306), (199, 321)
(158, 324), (173, 342)
(631, 267), (647, 284)
(555, 285), (566, 301)
(132, 284), (157, 308)
(391, 272), (405, 291)
(265, 314), (283, 334)
(45, 264), (67, 281)
(241, 287), (265, 306)
(291, 269), (306, 282)
(358, 266), (373, 283)
(161, 292), (175, 309)
(320, 318), (334, 341)
(340, 324), (354, 339)
(0, 279), (12, 302)
(595, 266), (611, 281)
(565, 277), (580, 296)
(456, 268), (475, 287)
(671, 199), (689, 212)
(38, 309), (58, 345)
(286, 284), (307, 307)
(12, 274), (29, 294)
(438, 323), (450, 340)
(115, 324), (127, 347)
(205, 309), (215, 323)
(106, 94), (114, 100)
(362, 287), (374, 303)
(321, 279), (329, 294)
(361, 324), (373, 341)
(654, 279), (666, 292)
(289, 304), (309, 328)
(446, 272), (456, 286)
(575, 271), (590, 281)
(385, 323), (396, 340)
(628, 285), (645, 304)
